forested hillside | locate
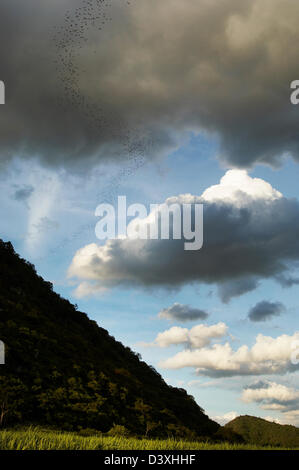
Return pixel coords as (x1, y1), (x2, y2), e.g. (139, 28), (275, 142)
(0, 240), (219, 438)
(225, 416), (299, 447)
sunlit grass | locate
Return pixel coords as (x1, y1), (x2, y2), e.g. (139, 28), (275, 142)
(0, 427), (297, 450)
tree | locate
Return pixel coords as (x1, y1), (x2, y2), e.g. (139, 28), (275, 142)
(0, 376), (27, 426)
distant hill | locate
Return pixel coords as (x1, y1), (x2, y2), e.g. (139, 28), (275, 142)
(0, 240), (219, 438)
(225, 415), (299, 447)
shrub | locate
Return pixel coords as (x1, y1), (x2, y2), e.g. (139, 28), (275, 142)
(107, 425), (132, 437)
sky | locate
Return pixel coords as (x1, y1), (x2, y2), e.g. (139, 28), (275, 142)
(0, 0), (299, 427)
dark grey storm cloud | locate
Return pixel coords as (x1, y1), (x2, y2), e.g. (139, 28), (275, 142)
(248, 300), (286, 322)
(0, 0), (155, 172)
(1, 0), (299, 170)
(158, 303), (209, 322)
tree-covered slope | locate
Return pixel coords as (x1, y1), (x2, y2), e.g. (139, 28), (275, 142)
(225, 415), (299, 447)
(0, 240), (219, 437)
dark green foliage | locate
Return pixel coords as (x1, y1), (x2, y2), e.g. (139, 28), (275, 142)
(213, 426), (244, 444)
(107, 424), (133, 437)
(0, 240), (219, 438)
(225, 415), (299, 447)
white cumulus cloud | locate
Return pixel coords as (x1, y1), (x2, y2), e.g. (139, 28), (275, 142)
(151, 322), (228, 349)
(159, 332), (299, 377)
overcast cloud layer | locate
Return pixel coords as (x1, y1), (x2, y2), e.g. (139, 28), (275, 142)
(1, 0), (299, 170)
(69, 170), (299, 300)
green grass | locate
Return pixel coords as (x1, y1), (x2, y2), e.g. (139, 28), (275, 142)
(0, 427), (297, 450)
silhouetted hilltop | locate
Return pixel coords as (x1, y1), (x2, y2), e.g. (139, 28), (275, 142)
(0, 240), (218, 438)
(225, 415), (299, 447)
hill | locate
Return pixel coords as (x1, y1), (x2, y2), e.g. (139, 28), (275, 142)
(0, 240), (219, 438)
(225, 415), (299, 447)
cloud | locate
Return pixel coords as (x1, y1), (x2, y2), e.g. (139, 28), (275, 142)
(212, 411), (238, 426)
(149, 322), (228, 348)
(69, 170), (299, 301)
(2, 0), (299, 169)
(263, 416), (283, 424)
(248, 300), (286, 322)
(158, 303), (209, 322)
(159, 331), (299, 377)
(24, 173), (61, 253)
(32, 216), (60, 233)
(242, 380), (299, 426)
(275, 274), (299, 288)
(13, 185), (34, 203)
(218, 278), (259, 304)
(0, 0), (154, 172)
(278, 410), (299, 426)
(242, 380), (299, 416)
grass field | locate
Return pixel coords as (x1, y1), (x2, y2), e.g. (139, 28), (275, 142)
(0, 427), (297, 450)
